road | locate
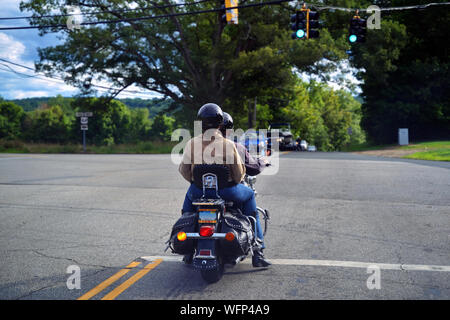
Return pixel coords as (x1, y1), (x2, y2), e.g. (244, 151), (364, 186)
(0, 152), (449, 300)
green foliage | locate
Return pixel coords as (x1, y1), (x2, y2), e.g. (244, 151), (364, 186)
(349, 1), (450, 143)
(22, 105), (73, 143)
(150, 114), (176, 141)
(281, 81), (362, 151)
(19, 0), (349, 128)
(71, 98), (133, 145)
(0, 101), (25, 140)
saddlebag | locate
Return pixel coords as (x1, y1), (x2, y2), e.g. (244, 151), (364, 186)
(169, 211), (197, 255)
(219, 210), (254, 257)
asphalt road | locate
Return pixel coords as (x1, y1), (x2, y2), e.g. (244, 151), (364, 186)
(0, 152), (449, 300)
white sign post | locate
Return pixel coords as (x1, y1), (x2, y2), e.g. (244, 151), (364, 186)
(76, 112), (93, 152)
(398, 128), (409, 146)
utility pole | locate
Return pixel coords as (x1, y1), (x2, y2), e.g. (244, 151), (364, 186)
(248, 97), (257, 129)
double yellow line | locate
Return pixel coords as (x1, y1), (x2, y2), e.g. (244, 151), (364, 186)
(78, 258), (163, 300)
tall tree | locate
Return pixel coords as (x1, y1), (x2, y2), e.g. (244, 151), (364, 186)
(349, 0), (450, 143)
(20, 0), (348, 127)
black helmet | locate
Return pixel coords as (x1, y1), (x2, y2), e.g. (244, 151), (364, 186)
(220, 112), (233, 136)
(198, 103), (223, 131)
(222, 112), (234, 130)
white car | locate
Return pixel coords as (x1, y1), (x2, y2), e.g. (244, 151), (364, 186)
(307, 145), (317, 152)
(300, 140), (308, 151)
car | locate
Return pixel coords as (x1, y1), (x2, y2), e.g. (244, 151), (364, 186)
(300, 140), (308, 151)
(307, 145), (317, 152)
(268, 123), (296, 151)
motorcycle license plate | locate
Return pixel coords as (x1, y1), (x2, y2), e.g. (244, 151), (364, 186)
(198, 210), (217, 223)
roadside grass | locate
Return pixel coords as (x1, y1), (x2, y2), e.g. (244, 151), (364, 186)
(340, 142), (395, 152)
(0, 140), (176, 154)
(344, 140), (450, 161)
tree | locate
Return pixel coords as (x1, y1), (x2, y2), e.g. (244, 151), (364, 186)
(349, 1), (450, 143)
(150, 114), (175, 141)
(0, 102), (25, 140)
(20, 0), (348, 127)
(128, 108), (152, 142)
(281, 81), (359, 151)
(71, 98), (132, 145)
(23, 105), (73, 143)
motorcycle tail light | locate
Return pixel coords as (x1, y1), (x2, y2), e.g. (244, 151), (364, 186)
(199, 225), (215, 237)
(225, 232), (235, 242)
(199, 250), (211, 256)
(177, 231), (187, 241)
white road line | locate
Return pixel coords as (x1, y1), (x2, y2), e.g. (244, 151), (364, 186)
(141, 256), (450, 272)
(0, 157), (33, 160)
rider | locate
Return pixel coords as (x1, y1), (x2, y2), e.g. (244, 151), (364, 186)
(220, 112), (268, 176)
(179, 103), (271, 267)
(219, 112), (271, 263)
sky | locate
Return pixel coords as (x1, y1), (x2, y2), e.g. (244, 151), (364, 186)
(0, 0), (360, 100)
(0, 0), (161, 100)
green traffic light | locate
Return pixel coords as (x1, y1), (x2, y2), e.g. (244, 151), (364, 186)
(349, 34), (357, 43)
(296, 29), (305, 38)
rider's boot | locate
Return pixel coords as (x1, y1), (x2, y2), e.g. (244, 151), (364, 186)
(252, 238), (271, 267)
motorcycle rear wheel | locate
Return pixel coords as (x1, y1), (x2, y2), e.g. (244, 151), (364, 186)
(200, 263), (224, 283)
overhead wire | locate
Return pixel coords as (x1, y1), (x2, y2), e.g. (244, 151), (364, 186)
(1, 1), (448, 31)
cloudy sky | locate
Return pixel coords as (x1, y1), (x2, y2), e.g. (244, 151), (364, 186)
(0, 0), (359, 100)
(0, 0), (162, 100)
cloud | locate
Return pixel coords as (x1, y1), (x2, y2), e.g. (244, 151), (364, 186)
(0, 33), (26, 62)
(0, 1), (163, 100)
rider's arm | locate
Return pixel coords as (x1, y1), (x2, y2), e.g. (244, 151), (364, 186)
(178, 138), (193, 182)
(227, 140), (245, 184)
(235, 142), (264, 176)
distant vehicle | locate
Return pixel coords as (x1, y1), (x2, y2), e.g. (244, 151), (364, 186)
(268, 123), (296, 151)
(300, 140), (308, 151)
(307, 145), (317, 152)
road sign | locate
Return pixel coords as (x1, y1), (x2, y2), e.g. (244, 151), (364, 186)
(76, 112), (93, 117)
(81, 125), (88, 131)
(80, 117), (88, 124)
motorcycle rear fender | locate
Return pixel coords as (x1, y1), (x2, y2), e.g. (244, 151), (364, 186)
(195, 239), (217, 259)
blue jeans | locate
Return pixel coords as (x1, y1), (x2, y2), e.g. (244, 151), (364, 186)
(182, 183), (265, 248)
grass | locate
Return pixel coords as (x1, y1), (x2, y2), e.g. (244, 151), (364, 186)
(344, 140), (450, 161)
(0, 140), (177, 154)
(340, 142), (395, 152)
(401, 141), (450, 161)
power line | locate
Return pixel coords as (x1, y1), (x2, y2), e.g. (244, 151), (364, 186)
(312, 1), (450, 12)
(0, 57), (158, 96)
(0, 0), (215, 21)
(1, 1), (449, 31)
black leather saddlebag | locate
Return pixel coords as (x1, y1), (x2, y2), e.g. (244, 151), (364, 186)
(219, 210), (254, 257)
(169, 212), (197, 255)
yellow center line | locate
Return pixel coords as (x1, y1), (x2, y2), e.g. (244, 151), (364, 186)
(77, 261), (141, 300)
(101, 258), (163, 300)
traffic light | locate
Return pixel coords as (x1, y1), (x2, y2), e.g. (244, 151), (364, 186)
(290, 8), (319, 40)
(348, 15), (366, 43)
(291, 10), (307, 39)
(221, 0), (238, 25)
(308, 10), (320, 39)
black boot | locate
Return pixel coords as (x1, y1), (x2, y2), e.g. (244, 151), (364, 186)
(252, 248), (271, 267)
(183, 253), (193, 265)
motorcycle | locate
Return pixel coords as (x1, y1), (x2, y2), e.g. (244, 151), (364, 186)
(166, 164), (269, 283)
